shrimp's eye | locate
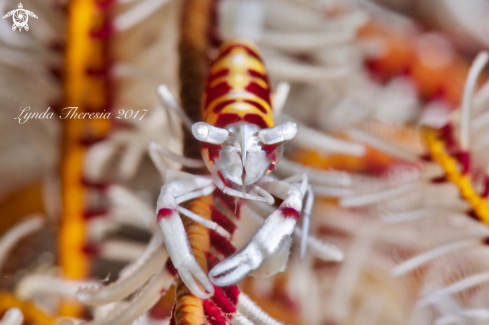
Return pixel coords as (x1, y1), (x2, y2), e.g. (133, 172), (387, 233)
(258, 122), (297, 144)
(192, 122), (229, 144)
(194, 123), (209, 139)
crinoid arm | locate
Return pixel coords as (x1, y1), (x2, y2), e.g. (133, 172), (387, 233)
(209, 174), (308, 286)
(76, 234), (169, 306)
(0, 217), (44, 271)
(149, 142), (205, 181)
(157, 84), (194, 131)
(278, 114), (366, 156)
(272, 81), (290, 117)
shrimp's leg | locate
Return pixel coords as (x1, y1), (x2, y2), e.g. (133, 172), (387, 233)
(156, 171), (216, 298)
(209, 174), (309, 286)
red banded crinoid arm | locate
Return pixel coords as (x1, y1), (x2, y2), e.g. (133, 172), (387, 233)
(423, 128), (489, 224)
(423, 52), (489, 225)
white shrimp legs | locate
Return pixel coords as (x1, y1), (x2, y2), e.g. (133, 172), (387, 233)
(209, 174), (310, 286)
(153, 167), (311, 297)
(151, 150), (312, 291)
(155, 171), (216, 298)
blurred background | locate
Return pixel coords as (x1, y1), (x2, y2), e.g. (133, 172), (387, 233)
(1, 0), (489, 324)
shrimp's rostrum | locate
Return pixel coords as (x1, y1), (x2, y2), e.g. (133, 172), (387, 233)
(154, 39), (310, 298)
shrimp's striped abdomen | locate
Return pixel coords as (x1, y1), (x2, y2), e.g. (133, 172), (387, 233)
(202, 40), (274, 129)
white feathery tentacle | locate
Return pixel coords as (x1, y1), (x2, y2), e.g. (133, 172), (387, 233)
(112, 64), (166, 83)
(266, 1), (368, 35)
(326, 223), (377, 323)
(16, 275), (98, 301)
(218, 0), (265, 42)
(460, 51), (489, 150)
(310, 185), (353, 198)
(278, 115), (365, 156)
(300, 185), (313, 260)
(261, 29), (355, 52)
(119, 233), (163, 279)
(91, 213), (144, 235)
(57, 318), (85, 325)
(118, 144), (146, 179)
(42, 169), (62, 221)
(77, 246), (168, 305)
(92, 303), (124, 323)
(276, 158), (352, 187)
(86, 267), (175, 325)
(84, 140), (118, 180)
(107, 185), (155, 229)
(96, 240), (148, 263)
(391, 238), (484, 277)
(266, 55), (351, 83)
(0, 44), (60, 72)
(149, 144), (169, 182)
(417, 271), (489, 307)
(474, 132), (489, 150)
(272, 82), (290, 117)
(294, 227), (344, 262)
(472, 110), (489, 131)
(149, 142), (205, 169)
(340, 180), (427, 208)
(381, 207), (468, 224)
(113, 0), (171, 31)
(84, 105), (175, 180)
(474, 77), (489, 111)
(237, 292), (284, 325)
(0, 216), (44, 272)
(435, 309), (489, 325)
(157, 85), (194, 131)
(345, 127), (420, 162)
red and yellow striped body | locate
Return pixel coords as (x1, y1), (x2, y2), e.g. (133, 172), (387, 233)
(200, 40), (277, 170)
(202, 40), (274, 128)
